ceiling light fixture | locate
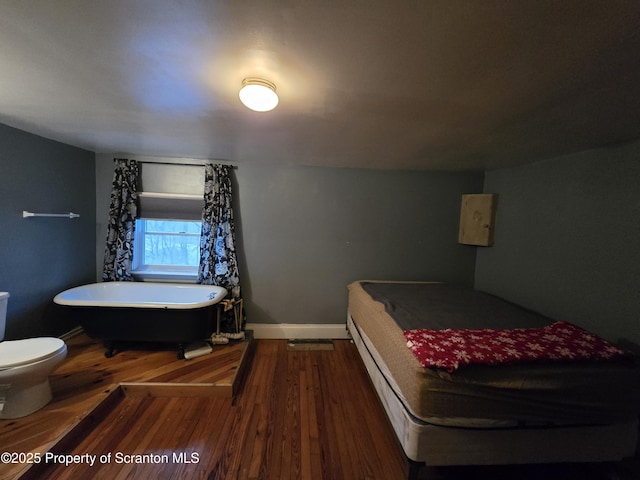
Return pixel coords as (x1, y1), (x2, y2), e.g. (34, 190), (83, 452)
(239, 78), (279, 112)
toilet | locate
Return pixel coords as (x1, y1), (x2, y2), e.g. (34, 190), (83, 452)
(0, 292), (67, 419)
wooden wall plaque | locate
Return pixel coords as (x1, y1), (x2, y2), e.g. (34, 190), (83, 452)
(458, 194), (498, 246)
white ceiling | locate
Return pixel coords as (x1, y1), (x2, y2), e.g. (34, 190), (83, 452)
(1, 1), (639, 171)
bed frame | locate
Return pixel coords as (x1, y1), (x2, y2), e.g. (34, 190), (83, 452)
(347, 313), (638, 480)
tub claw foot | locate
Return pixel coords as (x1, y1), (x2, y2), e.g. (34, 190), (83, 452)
(177, 344), (186, 360)
(104, 342), (115, 358)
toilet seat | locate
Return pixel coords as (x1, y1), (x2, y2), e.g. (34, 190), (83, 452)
(0, 338), (66, 369)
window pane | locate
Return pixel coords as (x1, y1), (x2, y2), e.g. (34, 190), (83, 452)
(143, 233), (200, 266)
(136, 220), (201, 267)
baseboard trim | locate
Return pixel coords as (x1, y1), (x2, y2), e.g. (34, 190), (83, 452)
(59, 326), (84, 341)
(59, 324), (350, 341)
(245, 323), (350, 340)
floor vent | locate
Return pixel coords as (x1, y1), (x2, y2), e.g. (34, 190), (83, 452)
(287, 339), (335, 351)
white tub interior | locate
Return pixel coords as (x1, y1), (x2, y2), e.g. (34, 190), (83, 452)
(54, 282), (227, 309)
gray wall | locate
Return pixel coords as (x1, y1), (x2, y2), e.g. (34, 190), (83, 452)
(0, 123), (96, 339)
(476, 140), (640, 346)
(236, 165), (482, 325)
(95, 154), (483, 325)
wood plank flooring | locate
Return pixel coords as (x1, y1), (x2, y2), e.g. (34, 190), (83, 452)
(11, 339), (407, 480)
(2, 337), (639, 480)
(0, 334), (250, 480)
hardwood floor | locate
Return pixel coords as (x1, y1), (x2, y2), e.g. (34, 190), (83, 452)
(0, 334), (250, 480)
(2, 336), (638, 480)
(15, 339), (408, 480)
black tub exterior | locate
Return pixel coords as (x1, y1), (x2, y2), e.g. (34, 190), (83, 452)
(58, 303), (217, 357)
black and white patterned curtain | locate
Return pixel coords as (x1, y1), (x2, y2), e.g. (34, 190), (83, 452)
(197, 164), (241, 299)
(102, 158), (139, 282)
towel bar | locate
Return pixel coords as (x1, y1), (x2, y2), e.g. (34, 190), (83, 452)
(22, 210), (80, 219)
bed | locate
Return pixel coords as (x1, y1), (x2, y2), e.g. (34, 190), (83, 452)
(346, 281), (640, 480)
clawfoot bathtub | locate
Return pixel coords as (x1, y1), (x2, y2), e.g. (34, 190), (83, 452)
(54, 282), (227, 358)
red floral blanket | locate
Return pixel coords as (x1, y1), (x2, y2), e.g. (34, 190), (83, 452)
(404, 321), (625, 372)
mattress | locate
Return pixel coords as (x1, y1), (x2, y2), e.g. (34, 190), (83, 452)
(347, 281), (640, 427)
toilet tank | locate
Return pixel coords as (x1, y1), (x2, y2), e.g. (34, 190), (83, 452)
(0, 292), (9, 342)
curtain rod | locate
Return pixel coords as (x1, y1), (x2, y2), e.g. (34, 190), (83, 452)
(124, 157), (238, 169)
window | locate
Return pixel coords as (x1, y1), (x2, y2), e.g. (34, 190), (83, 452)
(133, 163), (205, 281)
(132, 219), (201, 281)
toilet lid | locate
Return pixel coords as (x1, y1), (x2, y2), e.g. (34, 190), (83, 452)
(0, 338), (66, 368)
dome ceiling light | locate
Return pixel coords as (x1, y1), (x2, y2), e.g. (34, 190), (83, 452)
(239, 78), (279, 112)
